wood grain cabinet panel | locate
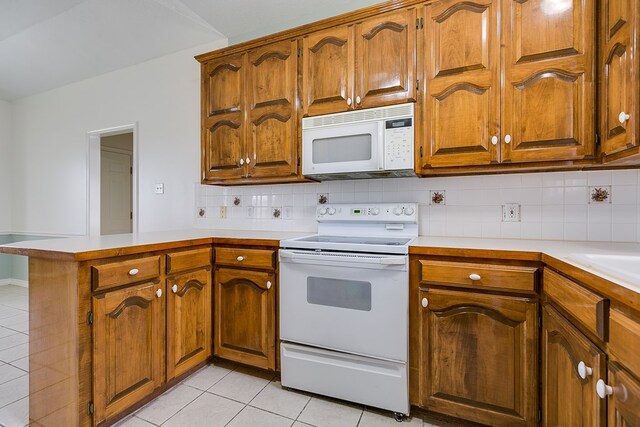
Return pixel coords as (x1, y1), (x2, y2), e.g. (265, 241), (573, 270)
(247, 40), (298, 179)
(214, 267), (276, 370)
(606, 362), (640, 427)
(93, 281), (165, 424)
(167, 268), (212, 380)
(501, 0), (595, 163)
(421, 0), (500, 168)
(355, 8), (417, 109)
(542, 304), (605, 427)
(419, 288), (537, 426)
(600, 0), (639, 158)
(202, 54), (246, 181)
(302, 26), (354, 116)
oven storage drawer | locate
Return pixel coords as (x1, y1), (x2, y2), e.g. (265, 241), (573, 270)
(281, 342), (409, 414)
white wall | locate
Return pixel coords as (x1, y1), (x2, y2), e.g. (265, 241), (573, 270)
(10, 39), (226, 235)
(196, 170), (640, 243)
(0, 100), (12, 233)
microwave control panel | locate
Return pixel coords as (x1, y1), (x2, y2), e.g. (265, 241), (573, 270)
(384, 118), (413, 170)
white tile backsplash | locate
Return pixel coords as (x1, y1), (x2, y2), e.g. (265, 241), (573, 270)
(195, 170), (640, 242)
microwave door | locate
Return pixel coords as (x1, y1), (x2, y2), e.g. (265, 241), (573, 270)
(303, 121), (383, 175)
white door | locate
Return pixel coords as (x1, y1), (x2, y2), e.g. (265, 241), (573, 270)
(101, 149), (132, 235)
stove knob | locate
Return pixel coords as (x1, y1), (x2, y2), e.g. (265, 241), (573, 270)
(318, 207), (327, 216)
(404, 206), (415, 216)
(371, 208), (380, 216)
(393, 207), (403, 216)
(327, 207), (337, 215)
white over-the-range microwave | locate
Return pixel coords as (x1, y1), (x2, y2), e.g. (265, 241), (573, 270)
(302, 103), (415, 180)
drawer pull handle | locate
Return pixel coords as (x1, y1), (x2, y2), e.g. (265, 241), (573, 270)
(171, 284), (178, 293)
(156, 289), (162, 298)
(421, 297), (428, 308)
(128, 268), (139, 276)
(236, 256), (244, 262)
(469, 273), (481, 281)
(577, 361), (593, 379)
(596, 379), (613, 399)
(267, 281), (272, 289)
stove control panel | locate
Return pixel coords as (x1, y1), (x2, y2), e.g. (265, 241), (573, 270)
(317, 203), (417, 222)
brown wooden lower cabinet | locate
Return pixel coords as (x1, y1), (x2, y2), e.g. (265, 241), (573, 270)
(605, 362), (640, 426)
(214, 266), (276, 370)
(92, 281), (166, 425)
(166, 268), (212, 380)
(541, 304), (606, 426)
(419, 288), (538, 426)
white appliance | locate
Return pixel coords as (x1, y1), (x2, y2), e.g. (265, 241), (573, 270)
(279, 203), (417, 420)
(302, 103), (415, 180)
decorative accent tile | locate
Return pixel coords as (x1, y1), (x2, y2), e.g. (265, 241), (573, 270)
(589, 186), (611, 203)
(232, 196), (242, 206)
(430, 190), (445, 205)
(272, 207), (281, 219)
(317, 194), (328, 204)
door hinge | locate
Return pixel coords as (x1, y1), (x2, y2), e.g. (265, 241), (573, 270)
(130, 166), (133, 174)
(297, 48), (302, 57)
(88, 401), (94, 416)
(130, 211), (133, 220)
(86, 311), (93, 325)
(419, 146), (424, 157)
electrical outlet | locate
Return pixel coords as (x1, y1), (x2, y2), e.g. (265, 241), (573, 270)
(502, 203), (521, 222)
(219, 206), (227, 219)
(155, 183), (164, 194)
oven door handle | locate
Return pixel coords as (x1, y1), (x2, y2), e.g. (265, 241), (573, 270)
(279, 249), (406, 266)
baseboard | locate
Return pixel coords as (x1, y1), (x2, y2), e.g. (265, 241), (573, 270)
(0, 279), (28, 288)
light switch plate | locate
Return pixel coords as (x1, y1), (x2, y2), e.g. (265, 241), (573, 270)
(502, 203), (521, 222)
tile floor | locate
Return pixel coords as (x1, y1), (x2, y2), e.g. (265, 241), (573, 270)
(0, 284), (462, 427)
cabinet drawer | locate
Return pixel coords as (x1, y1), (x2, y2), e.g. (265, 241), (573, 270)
(92, 256), (161, 291)
(419, 260), (537, 293)
(166, 247), (211, 274)
(609, 310), (640, 374)
(215, 247), (275, 270)
(543, 269), (609, 341)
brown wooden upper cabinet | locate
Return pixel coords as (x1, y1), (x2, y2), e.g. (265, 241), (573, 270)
(202, 40), (299, 184)
(419, 0), (595, 170)
(302, 8), (417, 117)
(599, 0), (639, 161)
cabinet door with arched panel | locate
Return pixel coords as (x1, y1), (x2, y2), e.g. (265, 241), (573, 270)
(420, 0), (500, 169)
(201, 54), (247, 182)
(501, 0), (595, 163)
(247, 40), (299, 179)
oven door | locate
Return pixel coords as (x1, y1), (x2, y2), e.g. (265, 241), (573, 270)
(302, 121), (384, 176)
(279, 249), (407, 362)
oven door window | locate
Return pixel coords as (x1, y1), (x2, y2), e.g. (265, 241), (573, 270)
(307, 277), (371, 311)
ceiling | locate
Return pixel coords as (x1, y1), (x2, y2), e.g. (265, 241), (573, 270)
(0, 0), (385, 101)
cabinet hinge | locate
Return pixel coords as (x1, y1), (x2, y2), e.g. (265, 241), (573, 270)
(419, 146), (424, 157)
(538, 407), (542, 422)
(297, 157), (300, 166)
(416, 18), (420, 29)
(297, 48), (302, 57)
(416, 17), (423, 29)
(86, 311), (93, 326)
(416, 79), (419, 90)
(420, 17), (424, 29)
(88, 401), (94, 416)
(595, 133), (600, 146)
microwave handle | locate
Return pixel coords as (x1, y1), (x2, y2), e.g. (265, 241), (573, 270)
(377, 121), (385, 170)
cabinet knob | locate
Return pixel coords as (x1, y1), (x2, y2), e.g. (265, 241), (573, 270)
(171, 284), (178, 293)
(356, 96), (361, 105)
(577, 361), (593, 379)
(491, 135), (498, 145)
(236, 256), (244, 262)
(267, 281), (272, 289)
(156, 288), (162, 298)
(596, 379), (613, 399)
(246, 157), (251, 164)
(504, 134), (512, 144)
(239, 158), (244, 165)
(347, 97), (352, 106)
(128, 268), (139, 276)
(421, 297), (428, 308)
(619, 111), (630, 123)
(469, 273), (481, 281)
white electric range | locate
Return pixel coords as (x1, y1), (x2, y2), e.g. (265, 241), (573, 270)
(279, 203), (418, 420)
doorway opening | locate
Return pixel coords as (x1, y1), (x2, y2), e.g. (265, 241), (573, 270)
(87, 124), (138, 236)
